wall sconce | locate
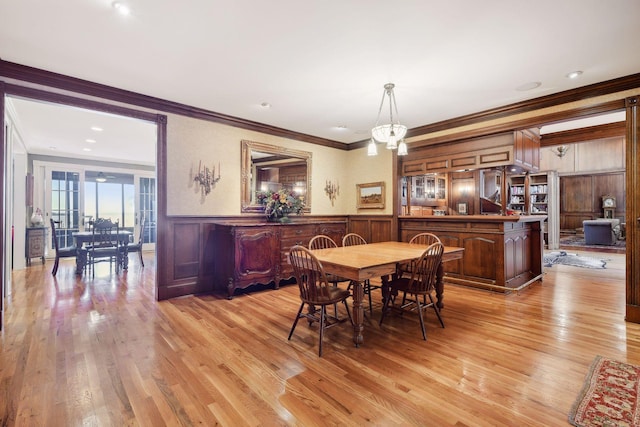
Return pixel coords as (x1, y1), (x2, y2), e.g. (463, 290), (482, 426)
(324, 180), (339, 206)
(194, 161), (221, 195)
(552, 145), (569, 157)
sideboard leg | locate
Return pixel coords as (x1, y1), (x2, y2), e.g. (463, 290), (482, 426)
(226, 278), (235, 300)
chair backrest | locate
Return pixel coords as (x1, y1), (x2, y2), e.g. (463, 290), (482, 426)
(289, 245), (333, 304)
(137, 215), (146, 245)
(406, 242), (444, 294)
(50, 218), (60, 252)
(408, 232), (441, 246)
(342, 233), (367, 247)
(92, 218), (120, 249)
(308, 234), (338, 250)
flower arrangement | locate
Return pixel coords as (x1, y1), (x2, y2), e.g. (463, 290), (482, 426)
(257, 189), (305, 221)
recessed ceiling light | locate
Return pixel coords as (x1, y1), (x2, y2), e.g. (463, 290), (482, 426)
(85, 139), (96, 143)
(83, 148), (92, 152)
(335, 125), (348, 130)
(566, 70), (583, 79)
(516, 81), (542, 91)
(112, 1), (130, 16)
(91, 126), (103, 132)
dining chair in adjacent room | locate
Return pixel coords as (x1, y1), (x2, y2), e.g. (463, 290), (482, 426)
(49, 218), (80, 276)
(88, 218), (122, 277)
(379, 242), (445, 340)
(309, 234), (351, 318)
(123, 215), (146, 268)
(288, 245), (353, 356)
(342, 233), (379, 314)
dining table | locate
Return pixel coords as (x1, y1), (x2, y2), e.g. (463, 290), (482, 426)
(72, 230), (132, 275)
(309, 241), (465, 347)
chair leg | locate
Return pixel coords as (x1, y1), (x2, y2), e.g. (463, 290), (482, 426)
(416, 298), (427, 340)
(288, 302), (305, 340)
(365, 280), (373, 314)
(319, 306), (326, 357)
(429, 293), (445, 328)
(379, 292), (392, 326)
(52, 256), (59, 276)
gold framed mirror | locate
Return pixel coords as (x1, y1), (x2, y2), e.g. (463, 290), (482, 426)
(241, 140), (312, 213)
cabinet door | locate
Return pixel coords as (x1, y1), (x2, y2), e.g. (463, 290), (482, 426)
(234, 228), (279, 282)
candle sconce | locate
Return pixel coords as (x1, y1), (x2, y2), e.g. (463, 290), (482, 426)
(324, 179), (340, 206)
(194, 161), (221, 195)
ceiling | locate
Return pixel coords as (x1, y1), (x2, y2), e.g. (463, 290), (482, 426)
(1, 0), (638, 164)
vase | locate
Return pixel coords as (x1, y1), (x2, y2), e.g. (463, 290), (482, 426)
(30, 211), (44, 226)
(279, 213), (291, 224)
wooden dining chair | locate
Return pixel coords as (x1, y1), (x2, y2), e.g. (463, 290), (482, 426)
(342, 233), (379, 314)
(309, 234), (351, 318)
(122, 215), (146, 268)
(87, 218), (122, 277)
(50, 218), (80, 276)
(288, 245), (353, 356)
(397, 232), (442, 278)
(380, 242), (445, 340)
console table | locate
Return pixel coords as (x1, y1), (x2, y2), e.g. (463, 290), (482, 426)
(26, 226), (46, 265)
(210, 220), (347, 298)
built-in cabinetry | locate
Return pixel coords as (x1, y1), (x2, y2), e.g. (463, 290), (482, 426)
(211, 221), (347, 298)
(507, 172), (559, 248)
(26, 227), (46, 265)
(403, 174), (447, 215)
(508, 175), (526, 212)
(399, 215), (545, 292)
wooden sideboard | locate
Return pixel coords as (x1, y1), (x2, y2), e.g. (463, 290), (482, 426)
(210, 220), (347, 298)
(399, 215), (545, 292)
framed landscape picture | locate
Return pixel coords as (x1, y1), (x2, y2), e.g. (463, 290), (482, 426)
(356, 181), (385, 209)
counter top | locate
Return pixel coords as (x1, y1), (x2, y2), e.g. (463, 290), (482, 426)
(400, 214), (547, 223)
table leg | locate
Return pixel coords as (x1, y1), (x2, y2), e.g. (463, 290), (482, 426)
(351, 281), (364, 347)
(122, 245), (129, 270)
(435, 262), (444, 309)
(76, 250), (87, 275)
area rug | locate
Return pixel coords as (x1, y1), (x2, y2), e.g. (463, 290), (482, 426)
(543, 251), (607, 269)
(560, 235), (626, 251)
(569, 356), (640, 427)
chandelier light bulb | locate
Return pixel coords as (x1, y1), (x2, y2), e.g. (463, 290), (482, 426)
(397, 140), (408, 156)
(367, 138), (378, 156)
(386, 128), (398, 150)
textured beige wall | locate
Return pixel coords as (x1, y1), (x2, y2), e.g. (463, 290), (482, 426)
(166, 113), (372, 216)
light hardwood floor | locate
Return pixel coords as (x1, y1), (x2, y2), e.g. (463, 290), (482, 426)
(1, 250), (636, 426)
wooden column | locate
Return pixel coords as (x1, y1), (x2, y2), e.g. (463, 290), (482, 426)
(626, 96), (640, 322)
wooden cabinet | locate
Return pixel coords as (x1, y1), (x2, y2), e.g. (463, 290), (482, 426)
(26, 227), (46, 265)
(211, 221), (346, 298)
(400, 129), (540, 176)
(508, 175), (526, 212)
(399, 215), (544, 292)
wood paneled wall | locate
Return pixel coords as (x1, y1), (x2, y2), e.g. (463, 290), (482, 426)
(347, 215), (394, 243)
(157, 215), (396, 300)
(559, 172), (625, 231)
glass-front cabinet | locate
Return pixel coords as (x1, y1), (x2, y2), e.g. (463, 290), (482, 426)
(402, 173), (447, 216)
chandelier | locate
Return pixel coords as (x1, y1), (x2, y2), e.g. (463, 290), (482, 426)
(368, 83), (408, 156)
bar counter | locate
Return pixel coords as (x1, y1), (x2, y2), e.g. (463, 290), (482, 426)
(399, 214), (546, 292)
